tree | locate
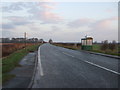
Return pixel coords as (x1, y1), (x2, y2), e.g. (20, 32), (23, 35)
(109, 40), (116, 51)
(49, 39), (53, 43)
(101, 40), (109, 51)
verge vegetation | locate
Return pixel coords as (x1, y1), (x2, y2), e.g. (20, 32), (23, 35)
(53, 43), (81, 50)
(2, 44), (41, 84)
(52, 42), (120, 56)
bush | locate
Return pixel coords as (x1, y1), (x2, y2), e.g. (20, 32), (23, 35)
(101, 40), (109, 51)
(109, 40), (117, 51)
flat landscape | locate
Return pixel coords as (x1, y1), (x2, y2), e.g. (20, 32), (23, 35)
(1, 1), (119, 89)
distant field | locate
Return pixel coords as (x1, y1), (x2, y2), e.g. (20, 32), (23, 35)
(53, 43), (81, 50)
(1, 43), (40, 58)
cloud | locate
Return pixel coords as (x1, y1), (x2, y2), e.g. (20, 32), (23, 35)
(2, 2), (62, 24)
(27, 2), (63, 24)
(105, 8), (114, 13)
(88, 17), (118, 41)
(92, 16), (117, 30)
(2, 2), (26, 12)
(38, 11), (63, 23)
(2, 29), (16, 38)
(1, 16), (31, 30)
(67, 16), (117, 30)
(51, 26), (60, 31)
(8, 16), (30, 25)
(67, 18), (94, 28)
(2, 23), (14, 29)
(38, 2), (55, 9)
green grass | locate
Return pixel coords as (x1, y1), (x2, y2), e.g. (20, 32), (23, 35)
(2, 44), (41, 83)
(92, 44), (101, 50)
(91, 44), (120, 56)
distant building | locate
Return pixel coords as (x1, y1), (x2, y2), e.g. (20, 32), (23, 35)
(1, 37), (42, 43)
(11, 38), (25, 42)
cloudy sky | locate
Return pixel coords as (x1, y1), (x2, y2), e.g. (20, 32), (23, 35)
(0, 1), (118, 42)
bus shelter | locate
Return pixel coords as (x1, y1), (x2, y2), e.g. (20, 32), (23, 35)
(81, 36), (93, 50)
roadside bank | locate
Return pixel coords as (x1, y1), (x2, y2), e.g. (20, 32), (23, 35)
(3, 51), (37, 88)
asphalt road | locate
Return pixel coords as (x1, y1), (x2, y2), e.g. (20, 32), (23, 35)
(32, 43), (119, 88)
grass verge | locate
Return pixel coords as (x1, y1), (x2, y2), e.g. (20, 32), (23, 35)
(53, 43), (120, 56)
(90, 44), (120, 56)
(2, 44), (41, 84)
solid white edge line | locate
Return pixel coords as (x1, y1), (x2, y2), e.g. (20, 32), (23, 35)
(62, 52), (120, 75)
(38, 46), (44, 76)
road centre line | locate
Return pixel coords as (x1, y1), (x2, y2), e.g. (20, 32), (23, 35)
(38, 46), (44, 76)
(62, 52), (120, 75)
(62, 52), (75, 57)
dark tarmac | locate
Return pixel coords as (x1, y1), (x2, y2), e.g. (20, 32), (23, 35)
(32, 43), (119, 88)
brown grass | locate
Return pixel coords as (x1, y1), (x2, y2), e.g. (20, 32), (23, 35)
(1, 43), (40, 58)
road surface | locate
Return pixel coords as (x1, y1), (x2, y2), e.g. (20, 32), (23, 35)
(32, 43), (119, 88)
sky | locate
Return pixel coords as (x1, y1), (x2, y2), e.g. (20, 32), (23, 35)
(0, 1), (118, 42)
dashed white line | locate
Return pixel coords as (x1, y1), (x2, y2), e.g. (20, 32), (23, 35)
(62, 52), (74, 57)
(62, 52), (120, 75)
(38, 46), (44, 76)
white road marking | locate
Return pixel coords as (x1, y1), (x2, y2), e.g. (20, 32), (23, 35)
(84, 60), (120, 75)
(38, 46), (44, 76)
(62, 52), (74, 57)
(62, 52), (120, 75)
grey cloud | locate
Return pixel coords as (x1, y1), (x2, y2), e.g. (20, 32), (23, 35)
(2, 23), (14, 29)
(67, 18), (93, 28)
(2, 16), (31, 30)
(8, 16), (31, 25)
(2, 2), (35, 13)
(13, 21), (29, 26)
(2, 3), (24, 12)
(2, 2), (62, 24)
(27, 2), (63, 24)
(51, 26), (61, 32)
(2, 29), (19, 38)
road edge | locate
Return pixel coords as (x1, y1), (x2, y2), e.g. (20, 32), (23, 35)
(27, 44), (44, 89)
(27, 51), (38, 89)
(52, 44), (120, 59)
(79, 50), (120, 59)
